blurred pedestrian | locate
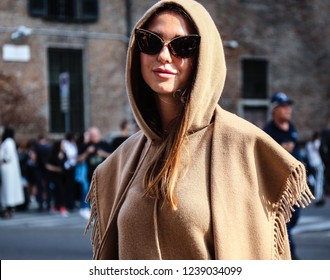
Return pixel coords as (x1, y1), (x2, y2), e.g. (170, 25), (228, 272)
(46, 140), (68, 217)
(263, 91), (302, 259)
(78, 127), (111, 182)
(16, 139), (33, 211)
(34, 135), (52, 211)
(76, 131), (91, 220)
(62, 132), (78, 210)
(320, 125), (330, 197)
(305, 131), (325, 206)
(110, 119), (131, 152)
(0, 127), (25, 219)
(264, 92), (301, 159)
(85, 0), (313, 260)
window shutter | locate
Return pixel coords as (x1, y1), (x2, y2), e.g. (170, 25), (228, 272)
(28, 0), (98, 23)
(80, 0), (99, 22)
(28, 0), (46, 17)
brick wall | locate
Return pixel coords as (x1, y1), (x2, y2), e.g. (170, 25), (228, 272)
(0, 0), (329, 141)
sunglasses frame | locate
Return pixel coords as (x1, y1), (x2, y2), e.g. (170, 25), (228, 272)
(135, 28), (200, 58)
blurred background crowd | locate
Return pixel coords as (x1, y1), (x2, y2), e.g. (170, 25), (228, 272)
(0, 119), (136, 220)
(1, 120), (330, 221)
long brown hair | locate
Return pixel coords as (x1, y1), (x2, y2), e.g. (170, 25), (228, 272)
(141, 4), (199, 209)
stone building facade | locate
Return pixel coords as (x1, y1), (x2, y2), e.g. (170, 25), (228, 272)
(0, 0), (329, 141)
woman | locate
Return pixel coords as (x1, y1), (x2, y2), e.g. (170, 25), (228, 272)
(85, 0), (313, 260)
(0, 127), (25, 218)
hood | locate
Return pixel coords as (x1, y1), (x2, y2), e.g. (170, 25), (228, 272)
(126, 0), (226, 140)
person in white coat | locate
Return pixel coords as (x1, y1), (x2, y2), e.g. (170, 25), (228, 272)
(0, 127), (25, 218)
(306, 131), (325, 206)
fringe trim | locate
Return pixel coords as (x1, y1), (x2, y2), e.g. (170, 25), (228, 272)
(273, 163), (314, 259)
(84, 173), (100, 259)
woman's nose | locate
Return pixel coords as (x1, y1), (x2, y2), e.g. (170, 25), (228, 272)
(157, 44), (172, 63)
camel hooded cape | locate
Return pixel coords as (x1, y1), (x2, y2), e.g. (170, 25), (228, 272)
(86, 0), (313, 260)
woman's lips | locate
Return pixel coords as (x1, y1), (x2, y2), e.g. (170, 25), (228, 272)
(153, 68), (177, 78)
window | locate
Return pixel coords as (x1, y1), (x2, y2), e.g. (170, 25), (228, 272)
(48, 48), (85, 133)
(28, 0), (98, 23)
(238, 58), (269, 128)
(242, 58), (268, 99)
(28, 0), (45, 17)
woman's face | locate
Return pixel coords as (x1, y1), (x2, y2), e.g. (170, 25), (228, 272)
(140, 11), (195, 98)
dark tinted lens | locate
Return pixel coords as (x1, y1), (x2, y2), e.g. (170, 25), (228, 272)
(169, 36), (200, 58)
(136, 30), (163, 55)
(135, 29), (200, 58)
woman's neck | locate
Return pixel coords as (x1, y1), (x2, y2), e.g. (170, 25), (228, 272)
(154, 94), (182, 131)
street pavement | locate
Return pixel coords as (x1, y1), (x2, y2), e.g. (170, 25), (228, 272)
(0, 197), (329, 260)
(0, 207), (92, 260)
(292, 196), (330, 260)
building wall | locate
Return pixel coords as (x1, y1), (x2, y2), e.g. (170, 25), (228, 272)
(0, 0), (128, 140)
(203, 0), (330, 139)
(1, 0), (329, 141)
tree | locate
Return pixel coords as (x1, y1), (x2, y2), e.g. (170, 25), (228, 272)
(0, 73), (46, 136)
